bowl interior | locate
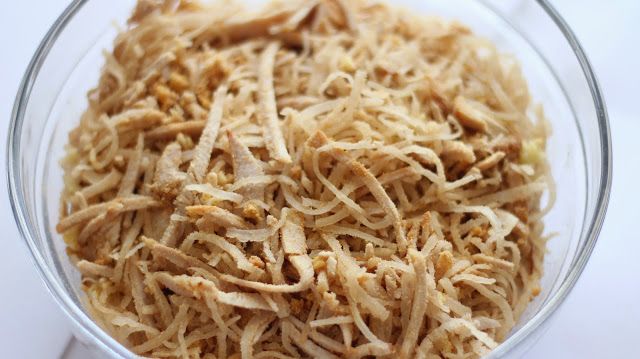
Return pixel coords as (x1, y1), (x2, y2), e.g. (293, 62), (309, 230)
(20, 0), (590, 357)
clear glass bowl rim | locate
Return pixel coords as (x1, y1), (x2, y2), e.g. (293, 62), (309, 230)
(7, 0), (612, 357)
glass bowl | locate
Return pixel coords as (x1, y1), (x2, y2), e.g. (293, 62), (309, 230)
(7, 0), (611, 357)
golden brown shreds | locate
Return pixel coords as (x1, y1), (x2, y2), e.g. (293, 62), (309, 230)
(118, 133), (145, 196)
(146, 120), (206, 141)
(188, 85), (228, 183)
(60, 0), (553, 356)
(227, 131), (265, 202)
(353, 167), (418, 198)
(155, 273), (275, 311)
(76, 259), (115, 278)
(269, 0), (320, 33)
(74, 169), (122, 204)
(130, 303), (190, 354)
(289, 317), (348, 355)
(240, 313), (277, 359)
(476, 151), (506, 171)
(283, 321), (340, 359)
(442, 140), (476, 164)
(471, 253), (515, 271)
(141, 52), (177, 84)
(76, 205), (122, 246)
(187, 205), (248, 229)
(452, 96), (489, 132)
(277, 96), (321, 110)
(280, 212), (307, 255)
(218, 4), (303, 45)
(149, 142), (187, 201)
(258, 42), (292, 164)
(187, 232), (264, 276)
(111, 108), (166, 132)
(143, 236), (211, 273)
(398, 250), (428, 358)
(220, 250), (314, 293)
(308, 131), (407, 253)
(435, 250), (453, 279)
(141, 266), (174, 328)
(128, 256), (154, 326)
(57, 195), (161, 233)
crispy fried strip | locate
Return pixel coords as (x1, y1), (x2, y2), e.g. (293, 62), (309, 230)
(258, 42), (291, 163)
(159, 85), (228, 247)
(149, 142), (187, 201)
(118, 133), (144, 196)
(156, 273), (275, 311)
(131, 304), (189, 354)
(143, 236), (212, 273)
(189, 85), (228, 183)
(219, 213), (313, 293)
(146, 120), (206, 141)
(74, 169), (122, 203)
(399, 249), (428, 358)
(183, 232), (262, 275)
(284, 321), (339, 359)
(77, 204), (123, 245)
(128, 255), (153, 326)
(57, 196), (161, 233)
(240, 313), (276, 359)
(228, 131), (265, 202)
(188, 205), (248, 229)
(309, 131), (407, 252)
(77, 260), (114, 278)
(112, 108), (165, 132)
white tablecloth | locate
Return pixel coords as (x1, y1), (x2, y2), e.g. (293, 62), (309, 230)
(1, 1), (637, 357)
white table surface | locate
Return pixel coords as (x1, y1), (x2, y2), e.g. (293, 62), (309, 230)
(1, 1), (638, 358)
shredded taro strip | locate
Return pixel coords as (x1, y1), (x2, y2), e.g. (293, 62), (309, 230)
(57, 0), (553, 358)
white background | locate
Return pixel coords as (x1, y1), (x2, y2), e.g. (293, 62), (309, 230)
(1, 1), (638, 358)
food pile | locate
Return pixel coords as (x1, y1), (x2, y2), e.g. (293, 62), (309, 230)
(57, 0), (553, 357)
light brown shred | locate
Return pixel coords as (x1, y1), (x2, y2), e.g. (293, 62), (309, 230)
(77, 259), (115, 277)
(227, 131), (265, 202)
(73, 169), (122, 204)
(476, 151), (506, 171)
(258, 42), (292, 164)
(156, 273), (275, 311)
(149, 142), (187, 201)
(57, 195), (160, 233)
(117, 133), (144, 196)
(187, 205), (248, 229)
(58, 1), (553, 358)
(146, 120), (206, 141)
(399, 249), (428, 358)
(112, 108), (165, 132)
(308, 131), (407, 253)
(219, 213), (313, 293)
(188, 85), (227, 183)
(453, 96), (489, 132)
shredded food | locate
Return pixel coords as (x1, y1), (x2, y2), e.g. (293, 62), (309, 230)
(58, 0), (553, 357)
